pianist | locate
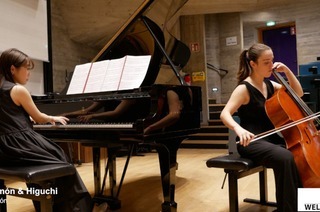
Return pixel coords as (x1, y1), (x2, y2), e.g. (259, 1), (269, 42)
(0, 48), (93, 211)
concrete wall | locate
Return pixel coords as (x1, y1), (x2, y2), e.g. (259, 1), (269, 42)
(205, 15), (221, 102)
(51, 1), (98, 93)
(202, 0), (320, 104)
(180, 15), (209, 125)
(217, 13), (242, 104)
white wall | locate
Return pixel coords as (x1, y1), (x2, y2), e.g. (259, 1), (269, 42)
(0, 0), (48, 94)
(0, 0), (48, 61)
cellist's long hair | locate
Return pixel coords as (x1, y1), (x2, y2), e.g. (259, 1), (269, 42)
(237, 43), (271, 84)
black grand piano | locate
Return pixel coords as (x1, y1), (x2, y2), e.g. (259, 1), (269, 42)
(34, 0), (201, 211)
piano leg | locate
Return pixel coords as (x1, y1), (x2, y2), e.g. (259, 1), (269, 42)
(92, 147), (101, 196)
(90, 143), (134, 210)
(154, 138), (183, 212)
(90, 145), (122, 210)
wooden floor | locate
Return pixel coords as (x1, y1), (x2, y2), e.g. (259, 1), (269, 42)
(6, 148), (277, 212)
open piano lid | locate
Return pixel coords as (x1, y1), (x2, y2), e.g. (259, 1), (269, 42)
(35, 0), (190, 101)
(91, 0), (189, 87)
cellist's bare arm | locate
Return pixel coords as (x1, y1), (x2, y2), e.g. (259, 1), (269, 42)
(220, 85), (254, 146)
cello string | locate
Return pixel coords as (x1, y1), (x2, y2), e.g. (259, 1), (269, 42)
(285, 83), (320, 125)
(288, 89), (320, 126)
(273, 69), (320, 126)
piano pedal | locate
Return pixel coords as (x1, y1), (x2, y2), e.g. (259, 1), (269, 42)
(135, 143), (152, 154)
(111, 144), (130, 157)
(115, 149), (129, 157)
(92, 202), (109, 212)
(93, 196), (121, 210)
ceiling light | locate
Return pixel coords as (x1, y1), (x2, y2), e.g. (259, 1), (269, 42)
(266, 21), (276, 26)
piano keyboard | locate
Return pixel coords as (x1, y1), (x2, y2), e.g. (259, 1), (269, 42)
(33, 122), (134, 129)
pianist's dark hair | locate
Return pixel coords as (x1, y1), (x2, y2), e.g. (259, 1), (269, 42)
(0, 48), (34, 83)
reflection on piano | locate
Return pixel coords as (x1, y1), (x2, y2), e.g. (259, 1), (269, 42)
(34, 0), (201, 211)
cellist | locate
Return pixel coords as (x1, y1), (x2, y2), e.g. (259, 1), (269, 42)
(220, 43), (303, 212)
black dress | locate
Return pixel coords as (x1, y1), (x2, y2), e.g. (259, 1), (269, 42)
(0, 80), (92, 211)
(236, 79), (301, 212)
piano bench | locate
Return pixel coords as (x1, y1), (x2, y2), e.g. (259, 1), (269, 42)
(206, 153), (277, 212)
(0, 163), (76, 212)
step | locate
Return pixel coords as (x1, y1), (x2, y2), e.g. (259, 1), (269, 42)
(183, 139), (228, 145)
(199, 125), (228, 133)
(208, 119), (224, 126)
(188, 132), (228, 140)
(208, 99), (217, 104)
(208, 103), (225, 112)
(208, 103), (225, 107)
(181, 139), (228, 149)
(209, 111), (221, 120)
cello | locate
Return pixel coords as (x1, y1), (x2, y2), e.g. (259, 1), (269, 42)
(265, 69), (320, 187)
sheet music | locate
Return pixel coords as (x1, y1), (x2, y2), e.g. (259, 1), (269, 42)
(118, 55), (151, 90)
(67, 55), (151, 94)
(66, 63), (92, 95)
(100, 57), (126, 91)
(84, 60), (110, 93)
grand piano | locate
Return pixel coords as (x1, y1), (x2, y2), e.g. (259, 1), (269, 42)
(34, 0), (201, 211)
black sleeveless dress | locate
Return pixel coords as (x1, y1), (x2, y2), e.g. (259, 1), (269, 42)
(236, 79), (301, 212)
(0, 80), (92, 211)
(237, 79), (285, 145)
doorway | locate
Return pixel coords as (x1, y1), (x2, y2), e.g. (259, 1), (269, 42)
(259, 22), (298, 75)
